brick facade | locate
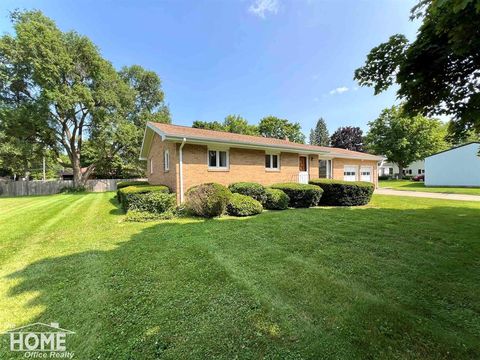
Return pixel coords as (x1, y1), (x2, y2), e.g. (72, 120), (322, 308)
(147, 135), (378, 202)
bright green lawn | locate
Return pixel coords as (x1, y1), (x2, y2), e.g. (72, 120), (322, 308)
(1, 193), (480, 359)
(379, 179), (480, 195)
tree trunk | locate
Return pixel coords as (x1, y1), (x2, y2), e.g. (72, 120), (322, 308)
(397, 165), (404, 180)
(72, 153), (83, 187)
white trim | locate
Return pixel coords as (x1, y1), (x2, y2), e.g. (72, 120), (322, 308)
(150, 158), (153, 175)
(164, 149), (170, 172)
(265, 153), (280, 171)
(207, 149), (229, 171)
(360, 165), (373, 182)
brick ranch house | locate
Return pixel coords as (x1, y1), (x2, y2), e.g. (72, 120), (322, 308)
(140, 122), (383, 203)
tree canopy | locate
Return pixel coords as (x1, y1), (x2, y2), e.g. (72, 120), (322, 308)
(330, 127), (364, 151)
(309, 118), (329, 146)
(365, 106), (448, 178)
(193, 115), (258, 135)
(0, 11), (169, 183)
(258, 116), (305, 143)
(354, 0), (480, 140)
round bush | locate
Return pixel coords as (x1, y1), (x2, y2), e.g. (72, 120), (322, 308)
(185, 183), (232, 218)
(226, 193), (263, 216)
(264, 188), (289, 210)
(309, 179), (374, 206)
(228, 182), (267, 204)
(270, 183), (323, 208)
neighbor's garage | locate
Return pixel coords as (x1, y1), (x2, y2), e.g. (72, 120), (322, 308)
(425, 142), (480, 187)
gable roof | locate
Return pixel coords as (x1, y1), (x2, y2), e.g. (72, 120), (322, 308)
(140, 122), (382, 161)
(425, 142), (480, 158)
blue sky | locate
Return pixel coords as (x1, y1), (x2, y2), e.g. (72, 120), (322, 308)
(0, 0), (419, 137)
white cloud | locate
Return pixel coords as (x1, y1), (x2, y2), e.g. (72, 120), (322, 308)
(329, 86), (349, 95)
(248, 0), (279, 18)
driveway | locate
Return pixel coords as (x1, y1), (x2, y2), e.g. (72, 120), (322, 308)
(375, 188), (480, 202)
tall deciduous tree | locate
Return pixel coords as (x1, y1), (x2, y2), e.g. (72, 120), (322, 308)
(330, 126), (364, 151)
(0, 11), (134, 186)
(354, 0), (480, 139)
(258, 116), (305, 143)
(309, 118), (329, 146)
(82, 65), (170, 178)
(365, 106), (448, 178)
(193, 115), (258, 135)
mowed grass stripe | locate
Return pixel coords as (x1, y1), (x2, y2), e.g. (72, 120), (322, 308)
(0, 194), (75, 222)
(0, 195), (92, 268)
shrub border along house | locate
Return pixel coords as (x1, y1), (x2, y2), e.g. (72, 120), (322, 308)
(228, 182), (267, 204)
(309, 179), (374, 206)
(270, 183), (323, 208)
(226, 193), (263, 217)
(185, 183), (232, 218)
(264, 188), (289, 210)
(117, 184), (170, 211)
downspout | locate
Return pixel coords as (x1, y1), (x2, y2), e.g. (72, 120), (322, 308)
(179, 138), (187, 203)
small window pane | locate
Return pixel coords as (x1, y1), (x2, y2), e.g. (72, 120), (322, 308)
(209, 151), (217, 167)
(265, 155), (271, 168)
(219, 151), (227, 167)
(272, 155), (278, 168)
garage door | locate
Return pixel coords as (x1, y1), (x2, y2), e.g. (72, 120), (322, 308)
(343, 166), (357, 181)
(360, 166), (372, 182)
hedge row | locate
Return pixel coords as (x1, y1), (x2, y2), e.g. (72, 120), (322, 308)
(309, 179), (374, 206)
(270, 183), (323, 208)
(117, 184), (171, 212)
(116, 180), (149, 190)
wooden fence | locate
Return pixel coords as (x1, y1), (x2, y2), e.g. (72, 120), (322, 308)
(0, 179), (147, 197)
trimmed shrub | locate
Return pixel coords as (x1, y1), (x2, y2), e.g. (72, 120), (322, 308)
(264, 188), (289, 210)
(185, 183), (232, 218)
(378, 175), (391, 181)
(126, 192), (176, 213)
(228, 182), (267, 204)
(270, 183), (323, 208)
(118, 185), (170, 209)
(117, 180), (149, 190)
(309, 179), (374, 206)
(124, 209), (175, 222)
(226, 193), (263, 216)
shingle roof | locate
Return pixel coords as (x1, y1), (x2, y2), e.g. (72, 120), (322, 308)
(148, 122), (382, 160)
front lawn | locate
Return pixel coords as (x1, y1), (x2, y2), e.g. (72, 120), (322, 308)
(380, 179), (480, 195)
(1, 193), (479, 359)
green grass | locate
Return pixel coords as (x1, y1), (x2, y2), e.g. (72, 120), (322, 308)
(1, 193), (479, 359)
(379, 179), (480, 195)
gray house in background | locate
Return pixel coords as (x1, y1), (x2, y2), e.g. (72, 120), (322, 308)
(425, 142), (480, 187)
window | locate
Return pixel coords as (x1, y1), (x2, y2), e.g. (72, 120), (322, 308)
(164, 150), (170, 171)
(389, 167), (393, 175)
(418, 169), (422, 174)
(208, 150), (229, 170)
(149, 158), (153, 175)
(265, 154), (279, 170)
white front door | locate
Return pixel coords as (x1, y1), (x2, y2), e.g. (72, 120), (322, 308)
(360, 166), (372, 182)
(298, 156), (308, 184)
(343, 165), (357, 181)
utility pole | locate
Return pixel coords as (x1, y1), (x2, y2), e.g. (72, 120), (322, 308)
(43, 156), (46, 181)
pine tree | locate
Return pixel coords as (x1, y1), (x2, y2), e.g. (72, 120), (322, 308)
(309, 118), (330, 146)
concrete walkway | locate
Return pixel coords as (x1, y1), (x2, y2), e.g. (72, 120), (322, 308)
(375, 188), (480, 202)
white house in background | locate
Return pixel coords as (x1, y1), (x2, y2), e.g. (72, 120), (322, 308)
(379, 160), (425, 178)
(425, 142), (480, 187)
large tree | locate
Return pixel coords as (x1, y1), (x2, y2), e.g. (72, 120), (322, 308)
(193, 115), (258, 135)
(309, 117), (329, 146)
(365, 106), (448, 178)
(258, 116), (305, 143)
(0, 11), (136, 186)
(354, 0), (480, 140)
(330, 126), (364, 151)
(82, 65), (170, 178)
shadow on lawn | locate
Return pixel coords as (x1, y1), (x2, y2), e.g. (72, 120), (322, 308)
(2, 205), (480, 359)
